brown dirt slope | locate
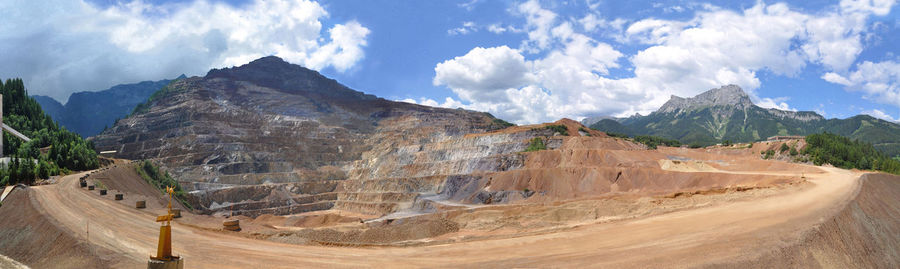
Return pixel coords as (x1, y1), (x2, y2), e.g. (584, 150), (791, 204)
(88, 163), (190, 211)
(0, 187), (113, 269)
(714, 173), (900, 268)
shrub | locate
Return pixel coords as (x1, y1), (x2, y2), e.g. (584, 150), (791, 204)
(634, 135), (682, 149)
(780, 143), (790, 153)
(762, 149), (775, 159)
(94, 180), (107, 190)
(135, 160), (193, 209)
(524, 137), (547, 152)
(543, 125), (569, 136)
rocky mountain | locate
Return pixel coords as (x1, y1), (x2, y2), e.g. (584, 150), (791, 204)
(90, 56), (517, 216)
(33, 77), (181, 137)
(587, 85), (900, 156)
(658, 84), (754, 114)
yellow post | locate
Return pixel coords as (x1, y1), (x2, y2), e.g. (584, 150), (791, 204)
(155, 225), (172, 259)
(151, 186), (177, 261)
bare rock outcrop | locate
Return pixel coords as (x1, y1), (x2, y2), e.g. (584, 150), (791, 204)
(91, 56), (508, 216)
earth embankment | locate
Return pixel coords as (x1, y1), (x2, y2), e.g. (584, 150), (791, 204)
(714, 172), (900, 268)
(0, 185), (113, 268)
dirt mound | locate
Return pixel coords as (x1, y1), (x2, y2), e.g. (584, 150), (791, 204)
(0, 187), (113, 268)
(716, 173), (900, 268)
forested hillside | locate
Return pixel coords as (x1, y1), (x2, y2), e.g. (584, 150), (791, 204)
(1, 78), (99, 185)
(803, 132), (900, 174)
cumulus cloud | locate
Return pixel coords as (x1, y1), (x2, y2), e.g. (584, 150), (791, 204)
(517, 0), (558, 53)
(429, 0), (895, 124)
(0, 0), (369, 102)
(823, 60), (900, 107)
(433, 46), (536, 101)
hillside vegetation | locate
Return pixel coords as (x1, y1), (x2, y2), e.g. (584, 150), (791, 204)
(803, 132), (900, 174)
(0, 78), (99, 185)
(135, 160), (191, 209)
(605, 132), (681, 149)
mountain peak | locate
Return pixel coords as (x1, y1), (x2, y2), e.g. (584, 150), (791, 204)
(658, 84), (752, 113)
(205, 56), (377, 101)
(206, 55), (318, 82)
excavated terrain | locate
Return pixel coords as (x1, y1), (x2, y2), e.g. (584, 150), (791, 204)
(91, 56), (510, 217)
(94, 56), (799, 221)
(0, 154), (896, 268)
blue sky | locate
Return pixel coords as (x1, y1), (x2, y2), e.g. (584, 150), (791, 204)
(2, 0), (899, 124)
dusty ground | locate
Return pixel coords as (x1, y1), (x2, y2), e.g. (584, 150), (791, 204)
(0, 187), (112, 268)
(0, 254), (28, 269)
(1, 160), (884, 268)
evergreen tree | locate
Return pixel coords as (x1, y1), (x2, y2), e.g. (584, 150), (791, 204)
(2, 78), (100, 185)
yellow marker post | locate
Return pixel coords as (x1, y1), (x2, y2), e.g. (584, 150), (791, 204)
(148, 186), (183, 269)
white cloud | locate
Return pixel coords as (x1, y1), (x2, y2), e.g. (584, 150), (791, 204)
(517, 0), (558, 53)
(840, 0), (896, 16)
(625, 19), (686, 44)
(458, 0), (481, 11)
(665, 5), (685, 13)
(823, 60), (900, 107)
(822, 72), (853, 85)
(815, 103), (828, 117)
(434, 46), (536, 102)
(397, 97), (465, 109)
(448, 21), (478, 36)
(429, 1), (896, 124)
(756, 97), (796, 111)
(863, 109), (899, 122)
(0, 0), (369, 102)
(579, 14), (603, 32)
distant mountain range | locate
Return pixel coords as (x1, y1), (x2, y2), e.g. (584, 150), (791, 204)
(586, 85), (900, 157)
(32, 76), (184, 137)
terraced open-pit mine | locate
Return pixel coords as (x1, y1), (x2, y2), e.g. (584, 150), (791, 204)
(0, 57), (897, 268)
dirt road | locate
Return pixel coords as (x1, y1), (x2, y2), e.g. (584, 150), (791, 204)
(30, 165), (859, 268)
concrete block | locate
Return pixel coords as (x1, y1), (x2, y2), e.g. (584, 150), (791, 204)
(148, 258), (184, 269)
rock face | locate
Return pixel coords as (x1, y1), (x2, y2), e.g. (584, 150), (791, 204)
(658, 85), (753, 114)
(91, 56), (510, 216)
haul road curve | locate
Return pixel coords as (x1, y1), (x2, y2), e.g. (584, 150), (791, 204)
(27, 165), (861, 268)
